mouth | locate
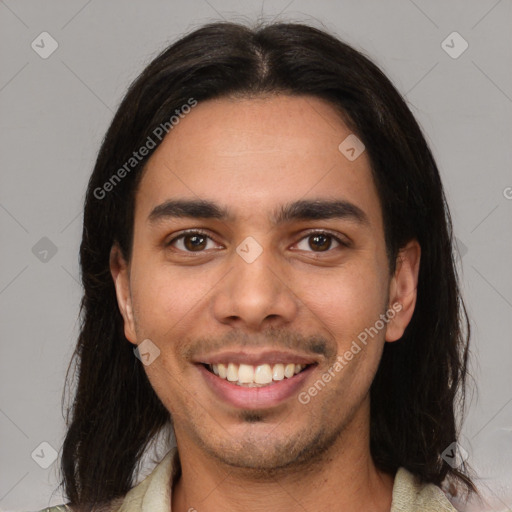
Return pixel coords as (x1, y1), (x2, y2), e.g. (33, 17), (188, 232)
(196, 353), (318, 409)
(203, 362), (312, 387)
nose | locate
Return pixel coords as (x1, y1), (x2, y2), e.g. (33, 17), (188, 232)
(210, 244), (300, 331)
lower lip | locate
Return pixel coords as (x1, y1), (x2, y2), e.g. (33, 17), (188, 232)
(198, 364), (315, 410)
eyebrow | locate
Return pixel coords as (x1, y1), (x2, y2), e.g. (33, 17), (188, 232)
(148, 198), (370, 228)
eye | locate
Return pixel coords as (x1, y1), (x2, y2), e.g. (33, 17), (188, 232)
(166, 230), (220, 252)
(166, 229), (350, 254)
(294, 231), (349, 253)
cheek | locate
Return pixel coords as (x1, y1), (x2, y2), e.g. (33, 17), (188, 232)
(298, 262), (387, 343)
(130, 257), (206, 333)
(129, 260), (224, 380)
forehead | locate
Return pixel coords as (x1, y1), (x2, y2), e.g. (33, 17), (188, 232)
(135, 95), (383, 233)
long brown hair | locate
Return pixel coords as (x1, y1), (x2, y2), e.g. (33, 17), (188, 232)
(60, 20), (476, 509)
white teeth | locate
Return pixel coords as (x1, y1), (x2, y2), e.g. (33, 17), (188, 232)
(209, 362), (307, 386)
(284, 363), (295, 378)
(238, 364), (254, 383)
(226, 363), (238, 382)
(217, 363), (227, 379)
(272, 363), (285, 381)
(254, 364), (273, 384)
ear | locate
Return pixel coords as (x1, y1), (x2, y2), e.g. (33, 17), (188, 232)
(110, 244), (137, 345)
(385, 239), (421, 342)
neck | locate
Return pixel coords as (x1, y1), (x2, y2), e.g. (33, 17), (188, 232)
(171, 402), (394, 512)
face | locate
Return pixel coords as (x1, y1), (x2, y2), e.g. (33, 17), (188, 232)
(111, 94), (420, 473)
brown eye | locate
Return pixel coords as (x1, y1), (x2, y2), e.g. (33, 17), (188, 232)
(167, 230), (216, 252)
(183, 233), (207, 251)
(308, 233), (332, 251)
(295, 231), (349, 253)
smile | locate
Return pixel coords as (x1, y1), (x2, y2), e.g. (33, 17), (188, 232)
(205, 362), (310, 387)
(198, 361), (316, 409)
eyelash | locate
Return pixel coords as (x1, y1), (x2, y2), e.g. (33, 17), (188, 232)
(165, 229), (350, 254)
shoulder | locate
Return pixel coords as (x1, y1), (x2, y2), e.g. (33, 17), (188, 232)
(32, 498), (124, 512)
(33, 507), (72, 512)
(30, 449), (177, 512)
(391, 467), (459, 512)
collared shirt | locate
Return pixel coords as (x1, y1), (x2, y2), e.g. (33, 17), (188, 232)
(38, 448), (458, 511)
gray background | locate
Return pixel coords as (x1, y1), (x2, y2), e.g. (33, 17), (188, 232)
(1, 1), (511, 511)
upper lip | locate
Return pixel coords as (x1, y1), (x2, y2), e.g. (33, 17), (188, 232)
(194, 349), (319, 366)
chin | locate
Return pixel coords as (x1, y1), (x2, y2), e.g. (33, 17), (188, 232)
(198, 422), (340, 475)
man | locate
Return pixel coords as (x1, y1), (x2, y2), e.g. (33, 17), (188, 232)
(40, 20), (476, 512)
